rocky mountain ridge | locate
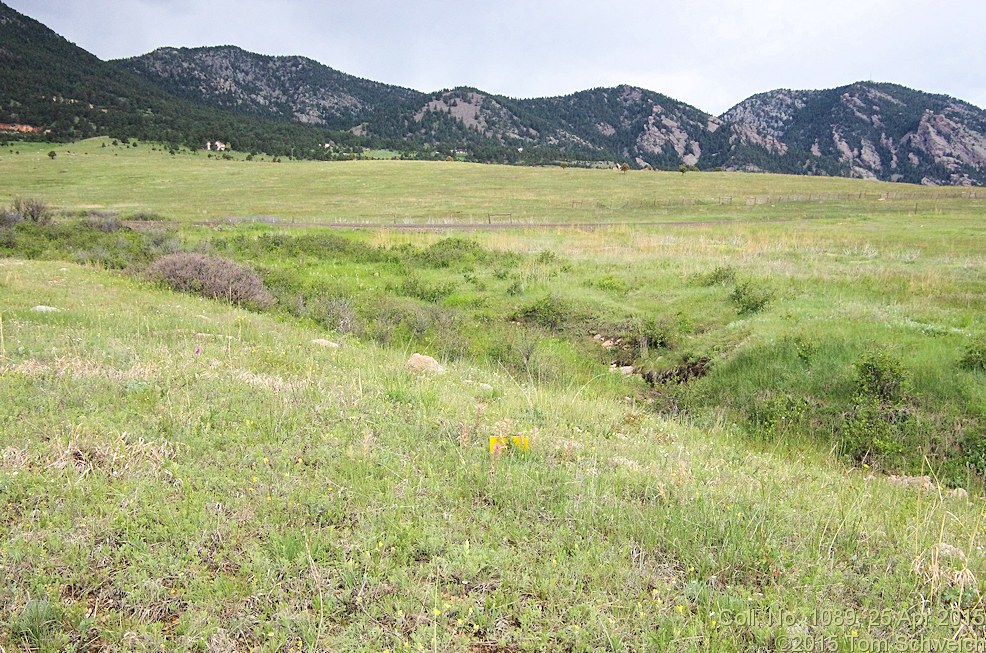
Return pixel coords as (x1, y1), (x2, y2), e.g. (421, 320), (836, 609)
(120, 45), (986, 185)
(722, 83), (986, 185)
(2, 0), (984, 185)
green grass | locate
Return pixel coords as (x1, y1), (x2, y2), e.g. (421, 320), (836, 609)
(2, 259), (985, 652)
(0, 137), (980, 225)
(3, 142), (986, 650)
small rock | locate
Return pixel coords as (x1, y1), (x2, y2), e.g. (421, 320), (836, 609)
(478, 383), (494, 392)
(312, 338), (340, 348)
(886, 475), (934, 491)
(407, 353), (444, 374)
(936, 543), (966, 561)
(31, 305), (60, 313)
(620, 366), (635, 376)
(947, 487), (969, 500)
(877, 474), (971, 499)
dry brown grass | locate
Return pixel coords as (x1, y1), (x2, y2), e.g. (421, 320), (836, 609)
(48, 429), (184, 479)
(1, 357), (154, 381)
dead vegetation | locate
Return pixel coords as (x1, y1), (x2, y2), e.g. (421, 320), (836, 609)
(48, 430), (184, 479)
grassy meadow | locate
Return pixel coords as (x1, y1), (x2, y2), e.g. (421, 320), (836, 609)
(2, 138), (986, 651)
(0, 138), (978, 225)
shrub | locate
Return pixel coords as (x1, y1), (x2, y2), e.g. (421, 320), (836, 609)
(699, 265), (736, 286)
(416, 238), (486, 268)
(855, 350), (907, 403)
(512, 294), (588, 331)
(81, 215), (123, 232)
(962, 432), (986, 477)
(959, 335), (986, 371)
(463, 272), (487, 291)
(309, 295), (359, 334)
(130, 210), (166, 221)
(617, 316), (678, 358)
(0, 220), (162, 269)
(229, 232), (384, 264)
(593, 274), (630, 295)
(10, 197), (52, 225)
(146, 253), (274, 309)
(397, 275), (457, 302)
(748, 392), (813, 442)
(786, 335), (818, 364)
(642, 317), (678, 350)
(730, 280), (773, 315)
(840, 396), (912, 462)
(839, 350), (913, 462)
(0, 208), (22, 228)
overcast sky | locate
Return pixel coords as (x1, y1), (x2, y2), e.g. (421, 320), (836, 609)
(7, 0), (986, 114)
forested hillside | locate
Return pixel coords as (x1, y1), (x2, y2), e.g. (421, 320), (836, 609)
(3, 1), (986, 182)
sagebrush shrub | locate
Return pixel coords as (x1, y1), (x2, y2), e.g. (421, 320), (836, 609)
(81, 215), (123, 233)
(11, 197), (52, 224)
(146, 253), (274, 309)
(0, 209), (21, 228)
(310, 295), (360, 334)
(130, 210), (165, 221)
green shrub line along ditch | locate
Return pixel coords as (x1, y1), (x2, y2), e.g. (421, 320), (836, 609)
(3, 203), (985, 489)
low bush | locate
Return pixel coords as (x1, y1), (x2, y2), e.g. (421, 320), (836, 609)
(219, 232), (386, 264)
(309, 295), (360, 334)
(130, 210), (166, 221)
(511, 294), (590, 332)
(748, 392), (813, 443)
(0, 220), (162, 269)
(11, 197), (53, 225)
(146, 253), (274, 309)
(959, 335), (986, 371)
(855, 350), (908, 403)
(615, 316), (678, 359)
(0, 209), (22, 228)
(415, 238), (487, 268)
(839, 350), (913, 463)
(699, 265), (736, 286)
(81, 215), (123, 233)
(730, 279), (774, 315)
(840, 397), (913, 462)
(397, 275), (457, 303)
(593, 274), (630, 295)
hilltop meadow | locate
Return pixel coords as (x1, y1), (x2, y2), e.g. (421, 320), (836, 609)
(2, 138), (986, 652)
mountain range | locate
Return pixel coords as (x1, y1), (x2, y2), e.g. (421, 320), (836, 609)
(2, 1), (985, 185)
